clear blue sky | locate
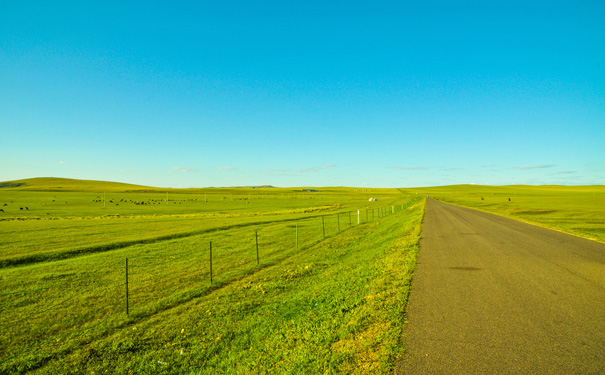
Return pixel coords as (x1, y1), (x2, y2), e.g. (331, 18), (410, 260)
(1, 1), (603, 187)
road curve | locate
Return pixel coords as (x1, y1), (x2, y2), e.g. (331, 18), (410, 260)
(396, 198), (605, 374)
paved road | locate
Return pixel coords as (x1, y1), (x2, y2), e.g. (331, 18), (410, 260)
(396, 198), (605, 374)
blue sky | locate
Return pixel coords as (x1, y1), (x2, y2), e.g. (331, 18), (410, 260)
(1, 1), (603, 187)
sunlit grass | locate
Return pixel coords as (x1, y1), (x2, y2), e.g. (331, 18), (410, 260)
(8, 201), (423, 374)
(0, 178), (422, 373)
(402, 184), (605, 243)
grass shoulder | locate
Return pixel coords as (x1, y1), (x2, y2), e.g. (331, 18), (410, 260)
(1, 195), (424, 374)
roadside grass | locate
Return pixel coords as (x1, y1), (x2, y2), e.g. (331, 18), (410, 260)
(403, 185), (605, 243)
(0, 180), (404, 265)
(0, 210), (338, 267)
(16, 199), (423, 374)
(0, 177), (422, 374)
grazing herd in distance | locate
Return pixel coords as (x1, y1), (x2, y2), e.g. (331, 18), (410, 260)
(1, 202), (29, 213)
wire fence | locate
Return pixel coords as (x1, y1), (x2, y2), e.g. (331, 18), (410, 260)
(0, 201), (416, 372)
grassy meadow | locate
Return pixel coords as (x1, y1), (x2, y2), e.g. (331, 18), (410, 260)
(0, 178), (423, 374)
(4, 178), (601, 374)
(402, 184), (605, 243)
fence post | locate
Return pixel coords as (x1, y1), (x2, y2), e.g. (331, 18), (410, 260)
(125, 258), (129, 316)
(357, 209), (360, 224)
(209, 241), (213, 283)
(322, 216), (325, 239)
(255, 231), (259, 265)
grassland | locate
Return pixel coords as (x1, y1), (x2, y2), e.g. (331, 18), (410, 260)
(0, 178), (401, 267)
(0, 178), (423, 374)
(401, 184), (605, 243)
(5, 178), (599, 373)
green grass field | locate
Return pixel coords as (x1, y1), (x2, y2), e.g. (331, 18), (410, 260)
(401, 184), (605, 243)
(0, 178), (423, 374)
(3, 178), (601, 374)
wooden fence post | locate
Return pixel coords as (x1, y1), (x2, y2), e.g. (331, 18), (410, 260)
(322, 216), (325, 239)
(125, 258), (129, 315)
(255, 231), (259, 265)
(209, 241), (213, 283)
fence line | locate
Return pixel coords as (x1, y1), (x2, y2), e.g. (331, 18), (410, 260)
(117, 203), (414, 316)
(1, 200), (419, 371)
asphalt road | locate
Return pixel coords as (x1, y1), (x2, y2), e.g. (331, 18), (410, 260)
(396, 198), (605, 374)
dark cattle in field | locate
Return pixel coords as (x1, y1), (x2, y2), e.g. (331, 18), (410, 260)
(0, 209), (4, 213)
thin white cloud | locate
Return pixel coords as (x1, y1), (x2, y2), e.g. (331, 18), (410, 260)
(552, 171), (577, 175)
(217, 167), (237, 171)
(59, 161), (65, 165)
(172, 167), (194, 172)
(387, 166), (428, 170)
(512, 165), (555, 170)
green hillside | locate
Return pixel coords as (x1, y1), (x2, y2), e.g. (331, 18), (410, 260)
(0, 177), (153, 192)
(0, 179), (421, 374)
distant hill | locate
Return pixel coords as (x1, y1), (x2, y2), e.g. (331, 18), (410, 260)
(0, 177), (155, 192)
(228, 185), (274, 189)
(0, 177), (278, 193)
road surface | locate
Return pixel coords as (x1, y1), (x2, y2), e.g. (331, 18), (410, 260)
(396, 198), (605, 374)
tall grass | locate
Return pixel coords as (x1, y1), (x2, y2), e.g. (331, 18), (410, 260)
(0, 179), (423, 373)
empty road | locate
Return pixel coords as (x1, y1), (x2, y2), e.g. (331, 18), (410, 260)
(396, 198), (605, 374)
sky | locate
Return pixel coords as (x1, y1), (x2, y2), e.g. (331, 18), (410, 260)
(1, 1), (604, 188)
